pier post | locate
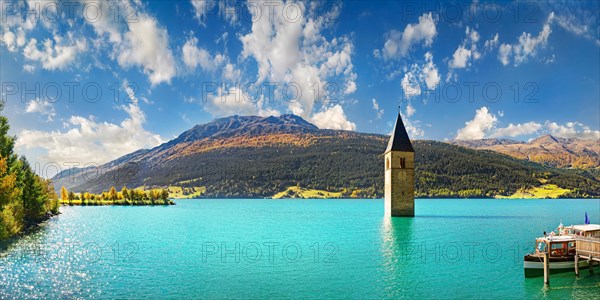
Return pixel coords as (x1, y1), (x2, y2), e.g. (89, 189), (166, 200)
(574, 254), (579, 276)
(590, 259), (595, 274)
(543, 252), (550, 286)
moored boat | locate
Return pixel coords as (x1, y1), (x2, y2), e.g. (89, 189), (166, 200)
(523, 223), (600, 277)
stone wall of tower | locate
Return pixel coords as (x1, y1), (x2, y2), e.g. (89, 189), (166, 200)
(384, 151), (415, 217)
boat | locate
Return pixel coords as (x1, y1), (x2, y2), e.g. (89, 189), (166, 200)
(523, 223), (600, 277)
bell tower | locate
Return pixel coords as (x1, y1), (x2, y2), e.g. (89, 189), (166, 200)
(384, 113), (415, 217)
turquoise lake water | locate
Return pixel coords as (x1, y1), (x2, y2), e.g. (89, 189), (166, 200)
(1, 199), (599, 299)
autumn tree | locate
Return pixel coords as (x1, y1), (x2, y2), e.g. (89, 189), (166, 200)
(121, 186), (129, 200)
(109, 187), (118, 201)
(60, 186), (68, 201)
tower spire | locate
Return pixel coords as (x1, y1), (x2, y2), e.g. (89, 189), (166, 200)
(386, 112), (414, 153)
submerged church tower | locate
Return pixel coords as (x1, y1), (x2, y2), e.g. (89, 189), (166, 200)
(384, 113), (415, 217)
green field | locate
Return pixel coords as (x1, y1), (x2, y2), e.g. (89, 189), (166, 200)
(495, 184), (571, 199)
(272, 186), (344, 199)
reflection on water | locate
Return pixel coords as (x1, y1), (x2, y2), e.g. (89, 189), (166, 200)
(379, 216), (416, 298)
(1, 199), (599, 298)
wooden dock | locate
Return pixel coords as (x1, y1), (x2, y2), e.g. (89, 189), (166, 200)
(544, 236), (600, 285)
(574, 236), (600, 277)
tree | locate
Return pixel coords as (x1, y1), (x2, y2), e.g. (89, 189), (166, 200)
(121, 186), (129, 200)
(60, 186), (68, 201)
(161, 189), (169, 200)
(20, 157), (47, 225)
(68, 192), (75, 205)
(109, 186), (118, 201)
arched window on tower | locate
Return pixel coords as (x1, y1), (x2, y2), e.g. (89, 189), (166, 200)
(386, 158), (390, 170)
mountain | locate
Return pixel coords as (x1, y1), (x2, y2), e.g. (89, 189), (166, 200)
(451, 135), (600, 169)
(51, 115), (600, 198)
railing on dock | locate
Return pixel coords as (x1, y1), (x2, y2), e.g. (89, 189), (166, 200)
(576, 236), (600, 261)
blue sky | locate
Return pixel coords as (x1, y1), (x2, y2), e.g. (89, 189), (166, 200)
(1, 0), (599, 175)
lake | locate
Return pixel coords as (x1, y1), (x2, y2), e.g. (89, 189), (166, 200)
(1, 199), (599, 298)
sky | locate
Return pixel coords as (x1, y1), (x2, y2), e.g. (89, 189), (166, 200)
(0, 0), (599, 176)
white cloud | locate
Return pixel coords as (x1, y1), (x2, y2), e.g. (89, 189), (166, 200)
(16, 102), (164, 166)
(379, 12), (437, 60)
(421, 52), (440, 89)
(455, 106), (498, 140)
(23, 34), (86, 70)
(498, 44), (512, 66)
(401, 72), (421, 98)
(498, 12), (554, 66)
(203, 87), (280, 118)
(191, 0), (216, 26)
(400, 52), (439, 98)
(400, 105), (424, 138)
(455, 106), (600, 140)
(372, 98), (384, 119)
(80, 0), (124, 43)
(545, 121), (600, 140)
(182, 36), (239, 80)
(25, 99), (56, 121)
(117, 14), (176, 85)
(182, 36), (219, 71)
(1, 27), (26, 52)
(23, 64), (35, 73)
(310, 105), (356, 131)
(448, 26), (480, 69)
(484, 33), (499, 51)
(239, 0), (356, 122)
(449, 45), (471, 69)
(406, 103), (416, 117)
(491, 122), (542, 138)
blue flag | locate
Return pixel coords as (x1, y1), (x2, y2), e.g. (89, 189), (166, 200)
(585, 212), (590, 225)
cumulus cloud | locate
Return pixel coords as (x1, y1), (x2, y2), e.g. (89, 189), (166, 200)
(23, 33), (86, 70)
(372, 98), (384, 119)
(545, 121), (600, 140)
(182, 36), (239, 80)
(484, 33), (499, 51)
(80, 0), (124, 43)
(182, 36), (222, 71)
(191, 0), (217, 26)
(490, 122), (542, 138)
(498, 44), (512, 66)
(421, 52), (440, 89)
(401, 72), (421, 98)
(400, 105), (424, 138)
(400, 52), (440, 98)
(455, 106), (498, 140)
(239, 0), (356, 124)
(456, 106), (600, 140)
(2, 28), (26, 52)
(377, 12), (437, 60)
(406, 103), (416, 117)
(16, 102), (164, 166)
(310, 105), (356, 131)
(117, 14), (176, 85)
(25, 99), (56, 121)
(448, 26), (480, 69)
(498, 12), (554, 66)
(203, 87), (279, 118)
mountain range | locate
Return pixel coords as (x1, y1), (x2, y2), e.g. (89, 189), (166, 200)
(451, 135), (599, 169)
(51, 114), (600, 199)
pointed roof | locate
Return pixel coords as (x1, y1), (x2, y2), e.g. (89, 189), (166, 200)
(385, 113), (414, 153)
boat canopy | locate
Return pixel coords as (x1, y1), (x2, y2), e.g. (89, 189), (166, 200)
(571, 224), (600, 232)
